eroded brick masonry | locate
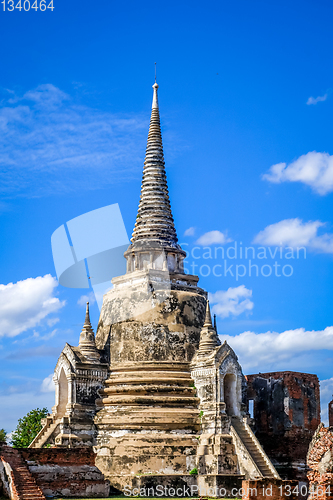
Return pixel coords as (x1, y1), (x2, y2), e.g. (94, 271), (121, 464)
(246, 371), (320, 481)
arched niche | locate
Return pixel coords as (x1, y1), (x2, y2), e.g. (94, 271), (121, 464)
(224, 373), (238, 416)
(53, 350), (74, 417)
(58, 367), (69, 416)
(217, 343), (244, 417)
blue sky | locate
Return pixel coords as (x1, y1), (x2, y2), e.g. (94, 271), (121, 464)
(1, 0), (333, 432)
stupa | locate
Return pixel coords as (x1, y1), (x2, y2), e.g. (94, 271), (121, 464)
(31, 80), (280, 497)
(93, 81), (207, 489)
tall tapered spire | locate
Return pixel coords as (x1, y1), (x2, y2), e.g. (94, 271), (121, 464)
(124, 82), (186, 274)
(131, 82), (180, 248)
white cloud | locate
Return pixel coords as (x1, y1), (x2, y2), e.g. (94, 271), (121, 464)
(209, 285), (254, 319)
(0, 84), (147, 197)
(20, 84), (69, 108)
(184, 227), (196, 237)
(262, 151), (333, 195)
(221, 326), (333, 372)
(254, 218), (321, 247)
(196, 230), (232, 246)
(41, 374), (55, 393)
(307, 94), (328, 105)
(77, 291), (96, 307)
(0, 275), (65, 337)
(253, 218), (333, 253)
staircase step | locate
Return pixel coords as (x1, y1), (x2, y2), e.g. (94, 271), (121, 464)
(231, 418), (277, 479)
(21, 494), (44, 497)
(19, 493), (45, 500)
(1, 445), (46, 500)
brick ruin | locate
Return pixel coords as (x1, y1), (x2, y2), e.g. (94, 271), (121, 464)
(307, 423), (333, 500)
(0, 444), (110, 499)
(0, 81), (325, 499)
(287, 410), (333, 500)
(246, 371), (320, 482)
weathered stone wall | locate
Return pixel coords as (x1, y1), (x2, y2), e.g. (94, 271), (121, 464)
(94, 274), (207, 486)
(76, 375), (105, 406)
(246, 371), (320, 481)
(96, 279), (207, 364)
(94, 432), (199, 492)
(20, 448), (110, 498)
(191, 341), (247, 434)
(0, 457), (15, 499)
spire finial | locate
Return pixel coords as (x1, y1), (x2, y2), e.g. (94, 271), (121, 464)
(129, 80), (182, 250)
(124, 78), (187, 274)
(152, 80), (159, 109)
(154, 62), (157, 83)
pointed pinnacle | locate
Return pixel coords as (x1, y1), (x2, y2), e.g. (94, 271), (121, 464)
(130, 81), (179, 248)
(203, 300), (213, 327)
(83, 302), (92, 329)
(198, 299), (221, 353)
(80, 301), (94, 340)
(79, 301), (100, 361)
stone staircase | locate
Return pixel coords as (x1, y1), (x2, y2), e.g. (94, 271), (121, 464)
(29, 417), (60, 448)
(231, 416), (279, 479)
(1, 446), (46, 499)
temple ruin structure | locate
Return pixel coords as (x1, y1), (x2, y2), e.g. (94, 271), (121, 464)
(246, 372), (320, 482)
(28, 81), (323, 496)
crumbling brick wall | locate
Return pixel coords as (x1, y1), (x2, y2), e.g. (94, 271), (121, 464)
(20, 448), (110, 498)
(246, 371), (320, 481)
(307, 424), (333, 500)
